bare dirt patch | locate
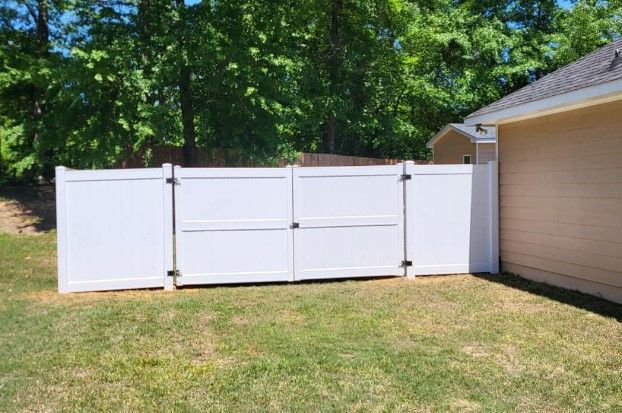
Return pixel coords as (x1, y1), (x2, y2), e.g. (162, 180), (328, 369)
(0, 184), (56, 234)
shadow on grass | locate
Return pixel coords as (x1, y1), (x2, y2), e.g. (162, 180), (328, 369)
(473, 273), (622, 322)
(0, 184), (56, 233)
(175, 275), (401, 291)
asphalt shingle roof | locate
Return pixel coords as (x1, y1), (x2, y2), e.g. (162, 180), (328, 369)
(449, 123), (496, 141)
(467, 38), (622, 119)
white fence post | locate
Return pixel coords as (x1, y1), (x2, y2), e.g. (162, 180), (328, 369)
(404, 161), (414, 278)
(55, 166), (69, 293)
(489, 161), (500, 273)
(163, 163), (175, 290)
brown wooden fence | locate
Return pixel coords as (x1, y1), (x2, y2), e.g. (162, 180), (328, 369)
(117, 146), (430, 168)
(296, 153), (399, 166)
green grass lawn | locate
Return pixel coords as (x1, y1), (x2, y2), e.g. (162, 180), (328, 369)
(1, 233), (621, 412)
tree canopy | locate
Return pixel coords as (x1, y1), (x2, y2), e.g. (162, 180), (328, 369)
(1, 0), (621, 179)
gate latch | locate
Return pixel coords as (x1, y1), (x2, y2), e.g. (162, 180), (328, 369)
(400, 174), (412, 181)
(400, 260), (412, 267)
(167, 269), (180, 277)
(290, 222), (300, 229)
(166, 178), (180, 185)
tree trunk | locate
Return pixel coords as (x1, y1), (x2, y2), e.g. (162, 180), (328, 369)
(324, 0), (342, 154)
(176, 0), (197, 167)
(32, 0), (49, 150)
(326, 114), (336, 154)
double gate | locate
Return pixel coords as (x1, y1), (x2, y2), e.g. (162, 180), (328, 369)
(55, 162), (498, 293)
(173, 165), (405, 286)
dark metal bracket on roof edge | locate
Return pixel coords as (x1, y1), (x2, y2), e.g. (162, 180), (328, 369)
(610, 48), (622, 70)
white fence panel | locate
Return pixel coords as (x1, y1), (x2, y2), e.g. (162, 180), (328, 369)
(404, 161), (498, 276)
(56, 165), (173, 293)
(174, 167), (293, 285)
(292, 165), (404, 280)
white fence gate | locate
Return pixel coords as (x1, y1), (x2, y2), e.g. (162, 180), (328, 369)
(173, 167), (293, 285)
(55, 162), (498, 293)
(55, 165), (173, 293)
(404, 162), (499, 276)
(293, 165), (404, 280)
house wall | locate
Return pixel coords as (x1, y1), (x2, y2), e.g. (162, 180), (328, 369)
(433, 130), (476, 164)
(477, 143), (496, 164)
(498, 99), (622, 304)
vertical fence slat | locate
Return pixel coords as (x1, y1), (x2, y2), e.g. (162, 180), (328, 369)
(489, 161), (500, 274)
(55, 166), (69, 293)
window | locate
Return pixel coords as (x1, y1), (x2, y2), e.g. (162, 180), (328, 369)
(462, 154), (471, 164)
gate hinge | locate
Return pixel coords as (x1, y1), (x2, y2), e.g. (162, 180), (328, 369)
(400, 174), (412, 181)
(400, 260), (412, 267)
(167, 269), (180, 277)
(166, 178), (180, 185)
(290, 222), (300, 229)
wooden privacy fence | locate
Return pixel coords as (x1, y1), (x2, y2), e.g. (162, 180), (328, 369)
(117, 146), (425, 168)
(55, 162), (498, 293)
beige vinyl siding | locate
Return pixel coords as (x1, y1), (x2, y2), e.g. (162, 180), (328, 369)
(433, 130), (475, 164)
(477, 143), (496, 164)
(498, 99), (622, 303)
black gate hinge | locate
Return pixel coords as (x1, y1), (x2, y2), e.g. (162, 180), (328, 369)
(166, 178), (180, 185)
(167, 269), (180, 277)
(290, 222), (300, 229)
(400, 174), (412, 181)
(400, 260), (412, 267)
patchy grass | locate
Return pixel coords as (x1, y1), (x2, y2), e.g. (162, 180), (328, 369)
(1, 233), (621, 412)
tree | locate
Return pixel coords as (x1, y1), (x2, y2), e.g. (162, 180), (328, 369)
(1, 0), (621, 179)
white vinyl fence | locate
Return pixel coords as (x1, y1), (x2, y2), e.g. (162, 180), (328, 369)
(55, 165), (173, 293)
(404, 161), (499, 276)
(55, 162), (498, 293)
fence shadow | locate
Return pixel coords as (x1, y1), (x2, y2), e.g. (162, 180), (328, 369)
(472, 273), (622, 322)
(175, 275), (401, 291)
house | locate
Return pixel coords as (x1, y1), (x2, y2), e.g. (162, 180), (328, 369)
(465, 38), (622, 304)
(427, 123), (496, 164)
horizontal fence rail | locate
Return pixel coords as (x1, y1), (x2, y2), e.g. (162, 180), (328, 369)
(55, 162), (498, 292)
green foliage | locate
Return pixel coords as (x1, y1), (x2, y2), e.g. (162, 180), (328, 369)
(0, 0), (621, 179)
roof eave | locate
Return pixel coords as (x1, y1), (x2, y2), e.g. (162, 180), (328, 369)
(464, 77), (622, 126)
(427, 124), (495, 148)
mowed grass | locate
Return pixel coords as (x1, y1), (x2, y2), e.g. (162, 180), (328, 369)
(1, 233), (621, 412)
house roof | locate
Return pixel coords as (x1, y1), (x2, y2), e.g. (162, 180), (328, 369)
(427, 123), (496, 148)
(465, 38), (622, 125)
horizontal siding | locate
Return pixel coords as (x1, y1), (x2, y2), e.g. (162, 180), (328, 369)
(501, 182), (622, 198)
(501, 167), (622, 185)
(500, 205), (622, 228)
(502, 262), (622, 304)
(477, 144), (496, 164)
(501, 218), (622, 244)
(500, 195), (622, 214)
(500, 152), (622, 173)
(501, 239), (622, 277)
(500, 135), (622, 162)
(434, 130), (475, 164)
(501, 229), (622, 259)
(499, 99), (622, 295)
(502, 251), (622, 288)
